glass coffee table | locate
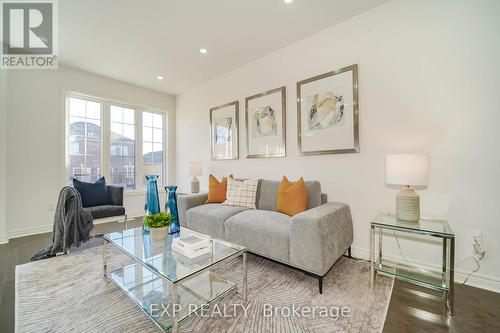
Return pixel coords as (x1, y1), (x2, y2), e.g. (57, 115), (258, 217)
(370, 213), (455, 315)
(102, 227), (247, 332)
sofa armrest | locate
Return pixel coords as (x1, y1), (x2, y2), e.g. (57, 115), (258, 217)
(107, 185), (124, 206)
(177, 193), (208, 227)
(289, 202), (353, 276)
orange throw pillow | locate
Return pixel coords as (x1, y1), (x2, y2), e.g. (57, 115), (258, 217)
(277, 176), (308, 216)
(206, 174), (232, 203)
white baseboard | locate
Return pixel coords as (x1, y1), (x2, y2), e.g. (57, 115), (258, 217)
(7, 224), (53, 239)
(93, 211), (143, 225)
(126, 211), (144, 220)
(0, 233), (8, 244)
(351, 246), (500, 294)
(6, 212), (145, 240)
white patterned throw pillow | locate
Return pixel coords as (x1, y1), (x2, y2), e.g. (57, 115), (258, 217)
(223, 178), (259, 209)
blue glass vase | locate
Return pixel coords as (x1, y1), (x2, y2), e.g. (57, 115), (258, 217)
(144, 175), (160, 232)
(165, 185), (180, 234)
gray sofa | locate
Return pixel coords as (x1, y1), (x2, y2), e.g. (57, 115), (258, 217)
(177, 179), (353, 293)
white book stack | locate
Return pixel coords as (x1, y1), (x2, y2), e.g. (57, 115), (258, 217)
(172, 234), (211, 259)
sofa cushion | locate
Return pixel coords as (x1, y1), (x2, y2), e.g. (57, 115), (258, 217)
(206, 175), (231, 203)
(224, 178), (259, 209)
(85, 205), (125, 219)
(277, 176), (308, 216)
(186, 204), (249, 239)
(257, 180), (321, 211)
(224, 210), (291, 263)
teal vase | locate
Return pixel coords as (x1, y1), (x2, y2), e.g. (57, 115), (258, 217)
(144, 175), (160, 232)
(165, 186), (180, 234)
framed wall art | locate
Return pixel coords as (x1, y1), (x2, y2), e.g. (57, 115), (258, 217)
(297, 64), (359, 155)
(245, 86), (286, 158)
(210, 101), (239, 160)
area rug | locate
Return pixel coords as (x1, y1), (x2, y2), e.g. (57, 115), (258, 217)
(16, 246), (393, 332)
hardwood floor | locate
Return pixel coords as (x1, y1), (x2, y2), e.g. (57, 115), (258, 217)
(1, 221), (499, 333)
(0, 219), (143, 333)
(384, 279), (500, 332)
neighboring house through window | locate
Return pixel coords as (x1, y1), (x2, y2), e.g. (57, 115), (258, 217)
(110, 105), (136, 188)
(66, 94), (167, 189)
(67, 97), (102, 183)
(142, 111), (164, 186)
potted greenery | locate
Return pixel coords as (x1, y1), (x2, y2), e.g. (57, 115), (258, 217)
(143, 212), (172, 240)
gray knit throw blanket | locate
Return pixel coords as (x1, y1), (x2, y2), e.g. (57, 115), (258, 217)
(31, 186), (93, 260)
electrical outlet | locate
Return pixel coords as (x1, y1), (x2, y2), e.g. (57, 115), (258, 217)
(473, 231), (483, 246)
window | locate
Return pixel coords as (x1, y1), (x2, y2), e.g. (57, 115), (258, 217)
(67, 97), (102, 183)
(110, 105), (135, 189)
(66, 94), (167, 189)
(142, 112), (164, 186)
(111, 145), (129, 156)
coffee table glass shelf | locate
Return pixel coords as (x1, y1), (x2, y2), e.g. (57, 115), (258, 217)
(103, 227), (247, 332)
(370, 213), (455, 315)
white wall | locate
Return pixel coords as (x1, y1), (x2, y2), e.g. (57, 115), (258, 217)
(5, 65), (175, 239)
(176, 0), (500, 291)
(0, 69), (7, 244)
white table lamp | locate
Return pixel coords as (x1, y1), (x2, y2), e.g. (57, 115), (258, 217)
(188, 162), (203, 193)
(386, 154), (429, 222)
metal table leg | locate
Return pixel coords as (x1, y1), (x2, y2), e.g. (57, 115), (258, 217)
(448, 237), (455, 316)
(243, 251), (248, 302)
(370, 225), (375, 289)
(442, 238), (447, 289)
(378, 227), (383, 268)
(102, 238), (109, 282)
(170, 283), (179, 333)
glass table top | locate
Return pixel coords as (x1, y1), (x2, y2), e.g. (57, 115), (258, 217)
(104, 227), (246, 284)
(371, 213), (454, 237)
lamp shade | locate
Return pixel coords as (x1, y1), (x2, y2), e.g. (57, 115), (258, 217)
(188, 161), (203, 177)
(386, 154), (429, 186)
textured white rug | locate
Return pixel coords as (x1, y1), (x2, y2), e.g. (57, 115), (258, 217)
(16, 246), (393, 332)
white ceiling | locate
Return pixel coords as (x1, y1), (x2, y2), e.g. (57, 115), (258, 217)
(59, 0), (388, 95)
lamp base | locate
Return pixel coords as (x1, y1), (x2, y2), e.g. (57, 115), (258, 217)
(191, 176), (200, 193)
(396, 187), (420, 222)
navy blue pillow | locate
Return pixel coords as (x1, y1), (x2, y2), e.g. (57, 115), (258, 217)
(73, 177), (113, 207)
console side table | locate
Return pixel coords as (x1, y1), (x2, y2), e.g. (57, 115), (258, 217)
(370, 213), (455, 315)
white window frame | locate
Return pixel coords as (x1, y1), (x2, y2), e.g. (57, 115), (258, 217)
(64, 91), (168, 192)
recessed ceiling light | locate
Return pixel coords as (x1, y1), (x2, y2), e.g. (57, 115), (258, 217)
(157, 75), (164, 80)
(200, 48), (208, 54)
(284, 0), (293, 3)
